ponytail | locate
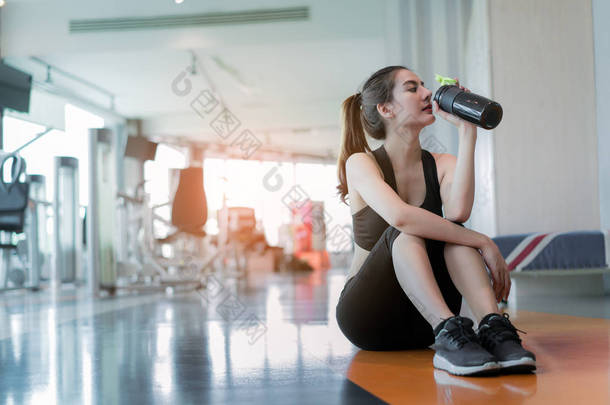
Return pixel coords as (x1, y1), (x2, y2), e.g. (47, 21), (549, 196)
(336, 92), (370, 205)
(336, 65), (409, 205)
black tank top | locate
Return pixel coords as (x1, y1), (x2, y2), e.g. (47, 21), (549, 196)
(351, 144), (444, 250)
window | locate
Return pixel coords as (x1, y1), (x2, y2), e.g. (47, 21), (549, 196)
(2, 104), (103, 206)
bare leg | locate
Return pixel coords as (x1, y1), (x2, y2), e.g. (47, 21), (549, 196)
(443, 243), (500, 324)
(391, 233), (455, 330)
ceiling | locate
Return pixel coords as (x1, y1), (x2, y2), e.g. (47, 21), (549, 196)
(1, 0), (403, 158)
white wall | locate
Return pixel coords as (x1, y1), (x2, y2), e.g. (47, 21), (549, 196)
(397, 0), (497, 236)
(593, 0), (610, 231)
(398, 0), (601, 236)
(458, 0), (497, 237)
(489, 0), (599, 234)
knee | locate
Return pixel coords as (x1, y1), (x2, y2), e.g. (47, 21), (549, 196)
(391, 232), (427, 254)
(443, 242), (479, 261)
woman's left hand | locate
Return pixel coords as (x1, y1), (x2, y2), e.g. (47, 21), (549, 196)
(433, 78), (477, 131)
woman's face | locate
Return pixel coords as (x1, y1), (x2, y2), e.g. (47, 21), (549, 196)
(381, 69), (435, 131)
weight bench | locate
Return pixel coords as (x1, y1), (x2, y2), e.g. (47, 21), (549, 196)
(491, 230), (610, 308)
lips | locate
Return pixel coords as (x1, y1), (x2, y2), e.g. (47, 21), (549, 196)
(422, 104), (432, 112)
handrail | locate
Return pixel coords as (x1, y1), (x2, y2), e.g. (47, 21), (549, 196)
(9, 128), (53, 154)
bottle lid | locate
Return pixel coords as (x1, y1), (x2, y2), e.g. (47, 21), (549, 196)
(435, 74), (457, 86)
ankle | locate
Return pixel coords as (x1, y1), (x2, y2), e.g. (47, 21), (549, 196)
(432, 314), (460, 335)
(477, 311), (504, 325)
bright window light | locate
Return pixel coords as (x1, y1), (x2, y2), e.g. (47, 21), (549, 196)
(1, 104), (104, 206)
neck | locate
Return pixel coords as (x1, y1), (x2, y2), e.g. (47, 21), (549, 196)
(383, 127), (423, 168)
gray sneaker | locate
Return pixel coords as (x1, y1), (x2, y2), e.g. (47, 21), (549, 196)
(477, 313), (536, 374)
(432, 315), (500, 376)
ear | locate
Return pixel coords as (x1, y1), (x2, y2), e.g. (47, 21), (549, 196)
(376, 102), (394, 119)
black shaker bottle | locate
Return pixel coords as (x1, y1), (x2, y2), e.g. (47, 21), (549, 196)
(433, 85), (503, 130)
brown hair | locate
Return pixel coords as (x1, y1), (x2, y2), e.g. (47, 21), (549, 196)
(336, 65), (409, 204)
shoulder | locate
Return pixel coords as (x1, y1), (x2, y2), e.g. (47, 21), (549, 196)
(345, 151), (370, 166)
(346, 151), (383, 179)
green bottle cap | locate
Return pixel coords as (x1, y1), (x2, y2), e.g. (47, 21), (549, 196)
(435, 74), (458, 86)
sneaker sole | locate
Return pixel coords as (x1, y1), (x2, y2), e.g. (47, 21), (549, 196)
(498, 357), (536, 374)
(433, 353), (500, 376)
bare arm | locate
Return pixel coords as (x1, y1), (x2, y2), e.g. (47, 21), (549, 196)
(435, 78), (477, 222)
(396, 206), (489, 249)
(440, 127), (476, 222)
(347, 153), (490, 250)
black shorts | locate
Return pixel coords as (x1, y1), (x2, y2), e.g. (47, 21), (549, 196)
(335, 224), (464, 351)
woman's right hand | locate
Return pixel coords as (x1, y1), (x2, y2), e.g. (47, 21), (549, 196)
(478, 237), (511, 302)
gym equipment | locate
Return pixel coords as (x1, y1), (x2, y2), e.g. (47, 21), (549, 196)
(151, 166), (219, 283)
(124, 135), (158, 161)
(219, 206), (258, 278)
(164, 166), (208, 239)
(0, 152), (41, 292)
(28, 175), (51, 280)
(88, 128), (119, 294)
(53, 156), (81, 285)
(89, 129), (213, 295)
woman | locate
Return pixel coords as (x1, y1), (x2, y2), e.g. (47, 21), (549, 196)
(334, 65), (536, 376)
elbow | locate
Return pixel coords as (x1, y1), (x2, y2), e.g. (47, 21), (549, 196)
(459, 207), (473, 223)
(447, 217), (467, 225)
(446, 210), (470, 224)
(391, 206), (411, 229)
(444, 202), (472, 224)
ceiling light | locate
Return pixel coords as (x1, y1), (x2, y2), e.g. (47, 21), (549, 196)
(0, 0), (6, 7)
(174, 0), (184, 4)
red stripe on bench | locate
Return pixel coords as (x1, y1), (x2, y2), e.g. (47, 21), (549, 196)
(507, 233), (549, 271)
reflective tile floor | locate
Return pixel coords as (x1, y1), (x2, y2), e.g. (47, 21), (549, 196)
(1, 268), (609, 404)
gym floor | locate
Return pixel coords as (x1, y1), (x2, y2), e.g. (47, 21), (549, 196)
(0, 268), (608, 404)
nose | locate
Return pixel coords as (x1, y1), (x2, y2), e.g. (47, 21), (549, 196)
(423, 87), (432, 102)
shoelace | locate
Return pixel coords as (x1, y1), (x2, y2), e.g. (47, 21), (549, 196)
(502, 313), (527, 334)
(445, 317), (478, 348)
(479, 313), (527, 348)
